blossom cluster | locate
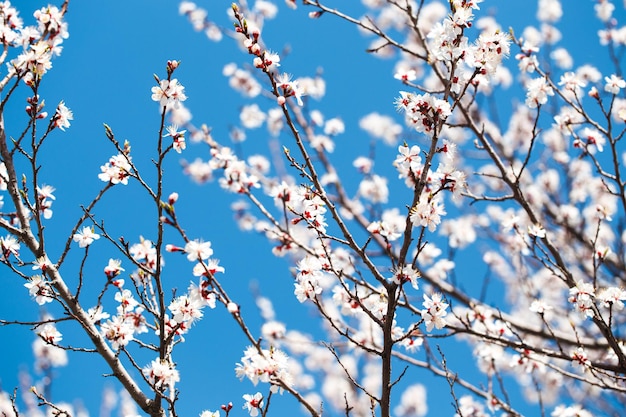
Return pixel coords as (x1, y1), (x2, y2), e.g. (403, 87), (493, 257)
(164, 280), (219, 340)
(235, 345), (292, 388)
(421, 293), (449, 331)
(230, 3), (306, 107)
(210, 146), (261, 193)
(151, 76), (187, 111)
(98, 153), (132, 185)
(395, 91), (451, 135)
(294, 255), (326, 303)
(0, 234), (20, 261)
(5, 4), (68, 85)
(35, 184), (55, 219)
(143, 359), (180, 392)
(426, 0), (512, 93)
(24, 274), (54, 305)
(98, 281), (147, 350)
(568, 281), (626, 319)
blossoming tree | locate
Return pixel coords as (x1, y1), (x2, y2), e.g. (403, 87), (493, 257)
(1, 1), (626, 417)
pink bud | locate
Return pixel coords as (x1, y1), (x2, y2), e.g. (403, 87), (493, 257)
(167, 60), (179, 71)
(166, 244), (183, 252)
(277, 96), (286, 106)
(168, 192), (179, 204)
(227, 302), (239, 314)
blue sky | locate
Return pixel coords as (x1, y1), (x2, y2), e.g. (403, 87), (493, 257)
(1, 1), (625, 416)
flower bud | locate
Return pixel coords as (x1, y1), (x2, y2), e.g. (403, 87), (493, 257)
(167, 60), (180, 74)
(166, 244), (183, 252)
